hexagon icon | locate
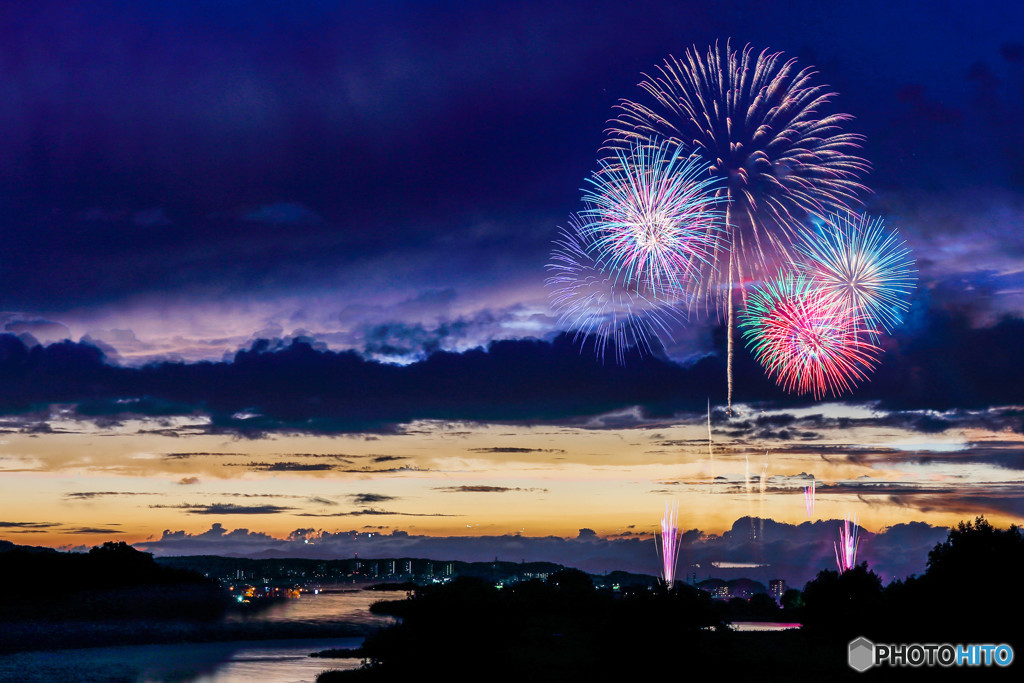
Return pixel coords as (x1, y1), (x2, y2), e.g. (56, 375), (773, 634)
(848, 637), (875, 672)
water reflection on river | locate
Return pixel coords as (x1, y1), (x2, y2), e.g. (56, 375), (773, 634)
(0, 589), (399, 683)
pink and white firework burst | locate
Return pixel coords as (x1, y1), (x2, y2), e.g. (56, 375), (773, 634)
(795, 212), (916, 337)
(803, 479), (816, 517)
(581, 139), (724, 302)
(740, 273), (882, 399)
(834, 514), (860, 572)
(605, 40), (869, 294)
(545, 216), (683, 363)
(655, 500), (684, 589)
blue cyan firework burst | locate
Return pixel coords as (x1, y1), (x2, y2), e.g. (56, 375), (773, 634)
(580, 138), (724, 302)
(795, 212), (916, 336)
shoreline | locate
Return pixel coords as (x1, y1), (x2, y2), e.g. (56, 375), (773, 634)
(0, 617), (381, 655)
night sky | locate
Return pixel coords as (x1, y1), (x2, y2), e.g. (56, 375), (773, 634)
(1, 1), (1023, 585)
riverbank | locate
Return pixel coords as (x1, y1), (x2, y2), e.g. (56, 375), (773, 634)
(0, 636), (367, 683)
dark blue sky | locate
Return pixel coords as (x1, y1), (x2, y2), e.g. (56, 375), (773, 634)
(1, 0), (1022, 318)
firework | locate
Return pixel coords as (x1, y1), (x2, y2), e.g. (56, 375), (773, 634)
(795, 212), (916, 336)
(605, 40), (869, 409)
(606, 41), (868, 282)
(581, 138), (724, 300)
(546, 216), (682, 363)
(803, 479), (815, 517)
(834, 514), (860, 572)
(740, 272), (881, 399)
(655, 500), (683, 588)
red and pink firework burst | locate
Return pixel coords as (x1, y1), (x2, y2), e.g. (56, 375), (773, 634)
(740, 273), (881, 398)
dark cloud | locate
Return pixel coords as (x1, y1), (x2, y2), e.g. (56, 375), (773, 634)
(296, 509), (461, 518)
(435, 486), (548, 494)
(64, 491), (152, 500)
(348, 493), (396, 506)
(306, 496), (337, 507)
(468, 447), (566, 454)
(242, 462), (337, 472)
(66, 527), (124, 535)
(1, 310), (1021, 435)
(149, 503), (296, 515)
(0, 521), (59, 529)
(874, 488), (1024, 518)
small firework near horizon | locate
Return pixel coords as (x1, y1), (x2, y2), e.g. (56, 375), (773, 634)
(835, 514), (861, 572)
(804, 479), (816, 518)
(655, 500), (683, 589)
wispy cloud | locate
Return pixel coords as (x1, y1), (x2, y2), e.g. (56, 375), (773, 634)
(149, 503), (297, 515)
(348, 493), (397, 505)
(434, 485), (548, 493)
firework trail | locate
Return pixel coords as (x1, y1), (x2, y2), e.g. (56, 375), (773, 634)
(740, 272), (881, 398)
(655, 500), (684, 588)
(834, 514), (860, 572)
(760, 452), (769, 497)
(759, 451), (769, 541)
(803, 479), (816, 517)
(706, 399), (715, 493)
(795, 212), (916, 337)
(605, 40), (869, 411)
(744, 453), (752, 496)
(744, 453), (756, 540)
(581, 138), (724, 300)
(546, 216), (683, 363)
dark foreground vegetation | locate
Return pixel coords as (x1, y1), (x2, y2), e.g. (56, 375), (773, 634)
(0, 541), (371, 653)
(0, 541), (228, 622)
(318, 518), (1022, 682)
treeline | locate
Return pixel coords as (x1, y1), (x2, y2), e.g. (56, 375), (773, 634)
(798, 518), (1023, 645)
(346, 568), (722, 681)
(317, 518), (1023, 682)
(0, 541), (229, 620)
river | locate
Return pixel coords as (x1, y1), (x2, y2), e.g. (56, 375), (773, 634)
(0, 589), (398, 683)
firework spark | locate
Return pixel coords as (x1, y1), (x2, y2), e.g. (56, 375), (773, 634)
(834, 514), (860, 572)
(803, 479), (816, 517)
(605, 40), (869, 409)
(740, 272), (881, 398)
(795, 212), (916, 336)
(606, 41), (869, 284)
(655, 500), (683, 588)
(546, 216), (682, 363)
(581, 138), (723, 301)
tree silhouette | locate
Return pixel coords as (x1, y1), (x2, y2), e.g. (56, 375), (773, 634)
(801, 562), (882, 636)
